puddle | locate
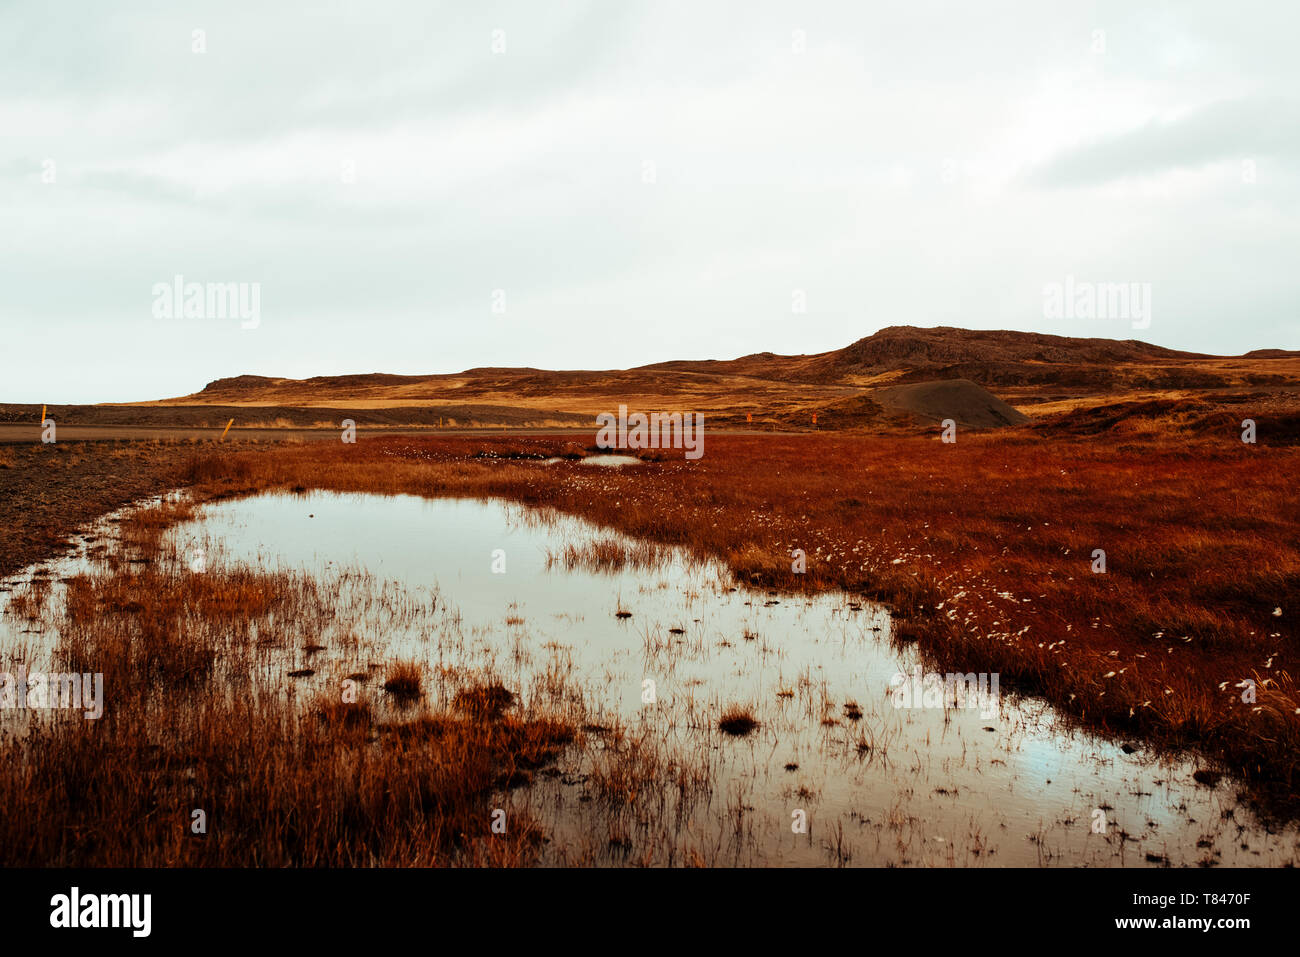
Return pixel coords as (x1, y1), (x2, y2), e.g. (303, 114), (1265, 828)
(541, 454), (643, 467)
(577, 454), (643, 466)
(3, 490), (1297, 866)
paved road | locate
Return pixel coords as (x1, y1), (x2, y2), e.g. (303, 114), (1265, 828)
(0, 424), (798, 444)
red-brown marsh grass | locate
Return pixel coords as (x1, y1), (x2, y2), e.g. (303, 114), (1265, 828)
(112, 498), (196, 562)
(0, 500), (601, 865)
(381, 660), (423, 700)
(176, 430), (1300, 813)
(0, 688), (575, 865)
(56, 561), (329, 689)
(584, 723), (713, 831)
(588, 727), (661, 807)
(718, 704), (759, 737)
(544, 537), (673, 573)
(453, 680), (515, 718)
(3, 577), (50, 621)
(314, 694), (373, 736)
(375, 706), (575, 793)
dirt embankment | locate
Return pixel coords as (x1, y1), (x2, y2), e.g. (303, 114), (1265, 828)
(0, 442), (202, 578)
(871, 378), (1030, 428)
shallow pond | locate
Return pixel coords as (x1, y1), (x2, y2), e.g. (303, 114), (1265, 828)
(3, 490), (1296, 866)
(541, 454), (642, 466)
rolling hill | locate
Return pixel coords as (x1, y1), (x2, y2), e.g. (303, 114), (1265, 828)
(81, 325), (1300, 432)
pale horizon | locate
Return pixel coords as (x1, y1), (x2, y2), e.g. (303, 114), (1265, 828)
(4, 0), (1298, 403)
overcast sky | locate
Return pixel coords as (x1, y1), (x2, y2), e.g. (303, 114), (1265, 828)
(3, 1), (1297, 402)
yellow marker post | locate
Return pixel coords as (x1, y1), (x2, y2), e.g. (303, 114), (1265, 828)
(41, 405), (46, 423)
(220, 419), (234, 441)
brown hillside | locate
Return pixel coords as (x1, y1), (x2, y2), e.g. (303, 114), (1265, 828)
(85, 325), (1300, 433)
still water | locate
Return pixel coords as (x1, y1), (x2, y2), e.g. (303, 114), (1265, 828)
(3, 490), (1295, 866)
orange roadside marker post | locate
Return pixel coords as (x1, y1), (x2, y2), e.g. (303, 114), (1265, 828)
(220, 419), (234, 441)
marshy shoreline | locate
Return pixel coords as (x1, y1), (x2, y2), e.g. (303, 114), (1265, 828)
(1, 428), (1297, 865)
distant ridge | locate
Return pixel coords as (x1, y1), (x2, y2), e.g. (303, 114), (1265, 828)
(642, 325), (1218, 386)
(107, 325), (1299, 432)
(170, 326), (1250, 405)
(814, 325), (1206, 371)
